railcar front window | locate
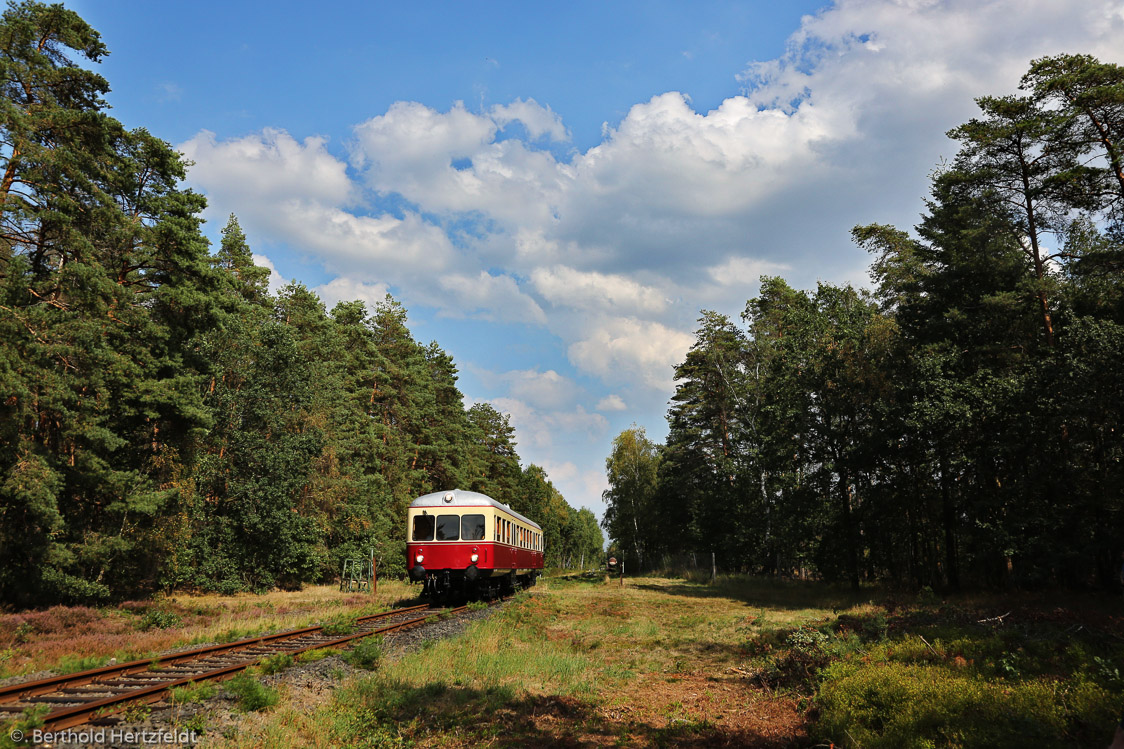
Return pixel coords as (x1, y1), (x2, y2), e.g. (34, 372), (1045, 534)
(462, 514), (485, 540)
(436, 515), (460, 541)
(412, 515), (435, 541)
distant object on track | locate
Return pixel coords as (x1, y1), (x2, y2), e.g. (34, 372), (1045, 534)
(407, 490), (543, 600)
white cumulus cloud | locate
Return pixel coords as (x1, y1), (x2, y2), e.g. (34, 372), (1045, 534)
(568, 318), (695, 392)
(596, 394), (627, 412)
(501, 369), (581, 411)
(314, 277), (390, 312)
(531, 265), (670, 316)
(251, 253), (288, 295)
(491, 98), (569, 142)
(434, 271), (546, 324)
(489, 397), (608, 452)
(181, 128), (352, 208)
(180, 0), (1124, 516)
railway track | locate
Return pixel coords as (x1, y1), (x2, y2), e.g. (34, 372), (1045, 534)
(0, 602), (469, 733)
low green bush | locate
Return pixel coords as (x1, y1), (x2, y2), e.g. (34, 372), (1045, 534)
(0, 705), (48, 749)
(816, 661), (1117, 748)
(179, 711), (208, 736)
(139, 609), (181, 631)
(343, 636), (384, 670)
(258, 653), (294, 675)
(224, 673), (279, 712)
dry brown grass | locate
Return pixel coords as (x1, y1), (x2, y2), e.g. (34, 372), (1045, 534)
(0, 580), (417, 679)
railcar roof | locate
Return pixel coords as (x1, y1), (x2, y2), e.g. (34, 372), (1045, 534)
(410, 489), (541, 530)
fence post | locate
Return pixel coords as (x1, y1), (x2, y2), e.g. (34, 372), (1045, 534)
(711, 551), (716, 583)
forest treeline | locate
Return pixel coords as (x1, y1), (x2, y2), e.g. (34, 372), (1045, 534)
(604, 53), (1124, 591)
(0, 2), (602, 607)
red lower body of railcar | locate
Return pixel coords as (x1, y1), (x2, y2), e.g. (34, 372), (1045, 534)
(407, 541), (542, 599)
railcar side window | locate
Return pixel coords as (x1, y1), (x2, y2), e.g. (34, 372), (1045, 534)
(462, 514), (485, 540)
(412, 515), (435, 541)
(435, 514), (460, 541)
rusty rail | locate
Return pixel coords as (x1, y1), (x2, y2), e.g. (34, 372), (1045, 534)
(0, 602), (461, 732)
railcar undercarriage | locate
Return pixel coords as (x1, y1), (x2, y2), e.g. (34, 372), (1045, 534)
(417, 568), (537, 602)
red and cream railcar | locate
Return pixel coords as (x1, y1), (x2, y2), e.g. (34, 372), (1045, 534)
(406, 489), (543, 599)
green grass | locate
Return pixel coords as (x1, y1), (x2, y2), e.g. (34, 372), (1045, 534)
(195, 575), (1124, 749)
(320, 614), (356, 636)
(55, 654), (108, 674)
(295, 648), (334, 664)
(169, 680), (219, 704)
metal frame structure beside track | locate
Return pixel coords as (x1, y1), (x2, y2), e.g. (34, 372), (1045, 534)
(0, 602), (470, 732)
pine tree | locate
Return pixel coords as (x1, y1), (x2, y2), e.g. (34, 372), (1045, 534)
(0, 2), (220, 604)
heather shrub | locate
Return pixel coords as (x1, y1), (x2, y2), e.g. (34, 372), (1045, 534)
(18, 606), (101, 634)
(816, 661), (1117, 748)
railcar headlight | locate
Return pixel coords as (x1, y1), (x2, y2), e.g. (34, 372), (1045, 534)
(470, 553), (478, 563)
(415, 554), (424, 563)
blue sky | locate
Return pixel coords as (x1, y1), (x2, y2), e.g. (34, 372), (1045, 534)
(68, 0), (1123, 522)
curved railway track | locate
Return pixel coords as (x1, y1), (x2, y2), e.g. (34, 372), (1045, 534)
(0, 602), (470, 732)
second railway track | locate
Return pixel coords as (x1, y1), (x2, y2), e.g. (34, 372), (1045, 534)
(0, 602), (473, 733)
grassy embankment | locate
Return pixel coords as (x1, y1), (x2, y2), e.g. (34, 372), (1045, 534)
(201, 573), (1124, 748)
(0, 581), (418, 680)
